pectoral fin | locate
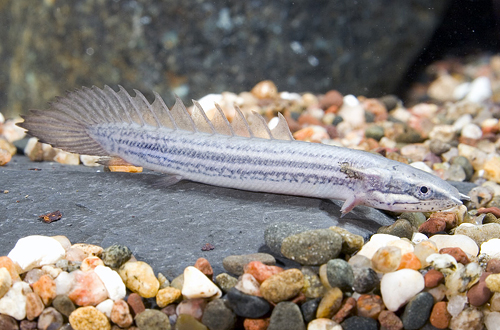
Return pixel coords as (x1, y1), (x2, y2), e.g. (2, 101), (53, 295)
(339, 195), (362, 217)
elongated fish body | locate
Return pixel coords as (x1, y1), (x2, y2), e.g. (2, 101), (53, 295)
(19, 86), (467, 215)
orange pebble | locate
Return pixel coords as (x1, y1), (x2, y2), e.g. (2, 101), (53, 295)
(243, 317), (270, 330)
(397, 252), (422, 270)
(244, 261), (283, 283)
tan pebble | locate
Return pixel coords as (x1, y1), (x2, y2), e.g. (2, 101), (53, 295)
(42, 143), (57, 161)
(260, 269), (304, 304)
(414, 240), (438, 268)
(156, 287), (182, 308)
(329, 226), (364, 255)
(0, 257), (21, 282)
(0, 149), (12, 165)
(486, 274), (500, 292)
(251, 80), (278, 99)
(371, 246), (402, 273)
(316, 287), (343, 319)
(484, 156), (500, 183)
(81, 256), (104, 271)
(24, 137), (44, 161)
(110, 299), (133, 328)
(107, 165), (143, 173)
(32, 274), (56, 305)
(170, 273), (184, 290)
(65, 247), (90, 262)
(71, 243), (104, 258)
(301, 93), (319, 107)
(53, 149), (80, 165)
(25, 292), (44, 320)
(119, 261), (159, 298)
(0, 267), (12, 298)
(158, 272), (170, 289)
(0, 138), (16, 156)
(69, 306), (111, 330)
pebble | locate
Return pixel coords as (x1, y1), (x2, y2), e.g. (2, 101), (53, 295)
(0, 281), (29, 320)
(378, 310), (403, 330)
(399, 212), (427, 230)
(357, 294), (384, 319)
(156, 287), (182, 308)
(326, 259), (353, 291)
(201, 299), (237, 330)
(7, 235), (65, 272)
(182, 266), (221, 299)
(316, 288), (342, 319)
(110, 299), (133, 328)
(52, 294), (76, 317)
(118, 261), (159, 298)
(307, 318), (341, 330)
(451, 156), (474, 180)
(486, 273), (500, 292)
(0, 256), (21, 282)
(328, 226), (364, 255)
(68, 270), (108, 306)
(243, 318), (270, 330)
(176, 314), (208, 330)
(353, 267), (379, 293)
(260, 268), (304, 303)
(234, 273), (261, 296)
(69, 306), (111, 330)
(364, 125), (385, 141)
(440, 247), (470, 265)
(32, 274), (56, 306)
(94, 265), (126, 301)
(449, 307), (484, 330)
(37, 307), (63, 330)
(332, 297), (356, 323)
(371, 246), (402, 273)
(264, 223), (310, 255)
(244, 261), (283, 283)
(397, 252), (421, 270)
(400, 292), (434, 329)
(301, 267), (326, 299)
(215, 273), (238, 293)
(341, 316), (378, 330)
(134, 308), (171, 330)
(170, 274), (184, 290)
(222, 253), (276, 276)
(54, 271), (72, 296)
(467, 272), (492, 306)
(482, 239), (500, 259)
(20, 320), (38, 330)
(300, 297), (320, 323)
(429, 139), (451, 155)
(0, 314), (18, 330)
(280, 229), (342, 265)
(267, 301), (305, 330)
(69, 243), (103, 258)
(356, 234), (400, 259)
(430, 301), (451, 329)
(194, 257), (214, 280)
(0, 267), (12, 299)
(226, 288), (271, 318)
(424, 269), (444, 288)
(96, 299), (114, 318)
(25, 292), (44, 321)
(101, 244), (132, 269)
(127, 292), (145, 315)
(377, 219), (414, 240)
(251, 80), (278, 99)
(380, 269), (424, 311)
(429, 234), (479, 256)
(485, 312), (500, 330)
(418, 217), (446, 235)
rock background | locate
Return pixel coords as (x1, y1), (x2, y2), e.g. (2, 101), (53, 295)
(0, 0), (450, 117)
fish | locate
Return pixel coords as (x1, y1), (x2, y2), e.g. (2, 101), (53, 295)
(18, 85), (469, 216)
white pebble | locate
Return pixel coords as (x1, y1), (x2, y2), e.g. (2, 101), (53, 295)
(447, 293), (467, 317)
(235, 273), (261, 296)
(485, 311), (500, 330)
(182, 266), (221, 299)
(453, 82), (471, 100)
(307, 318), (342, 330)
(356, 234), (401, 259)
(380, 269), (424, 311)
(429, 125), (456, 143)
(428, 234), (479, 256)
(410, 161), (433, 173)
(426, 253), (458, 272)
(466, 76), (492, 103)
(0, 281), (31, 320)
(386, 239), (414, 255)
(94, 265), (126, 301)
(411, 232), (428, 244)
(453, 114), (473, 132)
(481, 238), (500, 259)
(197, 94), (223, 111)
(343, 94), (359, 107)
(461, 123), (482, 140)
(96, 299), (114, 318)
(8, 235), (66, 272)
(54, 272), (74, 296)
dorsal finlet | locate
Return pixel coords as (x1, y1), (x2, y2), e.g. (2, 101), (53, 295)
(191, 100), (216, 134)
(212, 103), (235, 136)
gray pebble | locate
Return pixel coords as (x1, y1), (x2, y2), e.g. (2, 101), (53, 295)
(135, 309), (171, 330)
(429, 139), (451, 155)
(264, 222), (310, 256)
(451, 156), (474, 181)
(281, 229), (342, 266)
(268, 302), (305, 330)
(52, 295), (76, 317)
(226, 288), (271, 318)
(222, 253), (275, 276)
(399, 212), (427, 229)
(341, 316), (378, 330)
(377, 219), (414, 240)
(102, 244), (132, 268)
(215, 273), (238, 293)
(365, 125), (385, 141)
(20, 320), (37, 330)
(353, 267), (379, 294)
(378, 95), (400, 111)
(300, 298), (321, 323)
(445, 164), (467, 181)
(401, 292), (434, 330)
(326, 259), (354, 291)
(201, 299), (237, 330)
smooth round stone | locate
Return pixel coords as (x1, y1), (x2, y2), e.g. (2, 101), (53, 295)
(68, 270), (108, 306)
(340, 316), (378, 330)
(449, 307), (484, 330)
(326, 259), (353, 291)
(7, 235), (65, 272)
(69, 306), (111, 330)
(176, 314), (207, 330)
(451, 156), (474, 181)
(226, 288), (271, 318)
(380, 269), (424, 312)
(0, 267), (12, 299)
(0, 281), (30, 320)
(307, 318), (341, 330)
(222, 253), (276, 276)
(156, 287), (182, 308)
(94, 265), (126, 301)
(235, 273), (261, 296)
(260, 269), (304, 304)
(429, 139), (451, 155)
(461, 123), (482, 140)
(486, 274), (500, 292)
(353, 267), (379, 294)
(37, 307), (63, 330)
(371, 246), (402, 273)
(182, 266), (221, 299)
(429, 301), (451, 329)
(215, 273), (238, 293)
(25, 292), (44, 321)
(301, 267), (326, 299)
(52, 295), (76, 317)
(377, 219), (414, 240)
(468, 272), (492, 306)
(134, 309), (171, 330)
(101, 244), (132, 269)
(481, 238), (500, 259)
(328, 226), (364, 255)
(414, 240), (438, 268)
(399, 212), (427, 229)
(485, 311), (500, 330)
(201, 299), (237, 330)
(118, 261), (159, 298)
(95, 299), (114, 318)
(356, 234), (401, 259)
(0, 314), (18, 330)
(400, 292), (434, 329)
(364, 125), (385, 141)
(265, 223), (310, 256)
(300, 297), (321, 323)
(176, 298), (206, 321)
(429, 234), (479, 256)
(267, 302), (305, 330)
(110, 299), (133, 328)
(316, 288), (343, 319)
(281, 229), (342, 266)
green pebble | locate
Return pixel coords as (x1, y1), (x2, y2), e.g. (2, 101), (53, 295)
(399, 212), (427, 229)
(215, 273), (238, 293)
(365, 125), (385, 141)
(135, 309), (170, 330)
(482, 213), (500, 224)
(170, 274), (184, 291)
(377, 219), (414, 240)
(176, 314), (207, 330)
(281, 229), (342, 266)
(102, 244), (132, 268)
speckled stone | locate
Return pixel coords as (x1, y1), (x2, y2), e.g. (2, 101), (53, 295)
(226, 288), (271, 318)
(110, 299), (133, 328)
(52, 295), (76, 318)
(378, 310), (403, 330)
(455, 223), (500, 247)
(301, 267), (326, 299)
(400, 292), (434, 330)
(341, 316), (378, 330)
(487, 258), (500, 273)
(267, 302), (305, 330)
(134, 309), (170, 330)
(264, 223), (310, 256)
(101, 244), (132, 269)
(259, 269), (304, 304)
(156, 287), (182, 308)
(353, 267), (379, 294)
(69, 306), (111, 330)
(118, 261), (159, 298)
(20, 320), (37, 330)
(280, 229), (342, 266)
(332, 297), (356, 324)
(215, 273), (238, 293)
(377, 219), (414, 240)
(222, 253), (276, 276)
(328, 226), (364, 255)
(448, 307), (483, 330)
(357, 294), (384, 319)
(201, 299), (237, 330)
(326, 259), (354, 291)
(300, 298), (321, 324)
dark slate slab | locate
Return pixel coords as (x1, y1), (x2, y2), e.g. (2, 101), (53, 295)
(0, 155), (395, 278)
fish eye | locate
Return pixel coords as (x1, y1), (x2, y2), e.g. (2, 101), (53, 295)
(417, 185), (432, 198)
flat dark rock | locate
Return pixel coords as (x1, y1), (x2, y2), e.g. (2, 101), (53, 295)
(1, 155), (401, 278)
